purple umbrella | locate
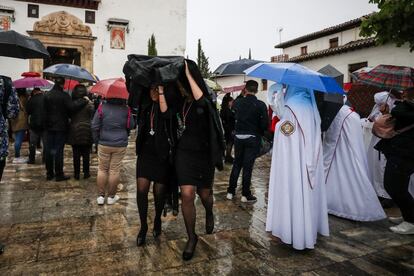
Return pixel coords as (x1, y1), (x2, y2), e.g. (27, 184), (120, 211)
(13, 77), (53, 89)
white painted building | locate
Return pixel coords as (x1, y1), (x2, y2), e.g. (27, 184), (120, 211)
(212, 59), (269, 103)
(273, 14), (414, 82)
(0, 0), (187, 80)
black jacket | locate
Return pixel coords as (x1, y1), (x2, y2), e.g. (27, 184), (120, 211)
(26, 92), (46, 131)
(233, 95), (268, 137)
(136, 102), (176, 163)
(44, 85), (88, 132)
(68, 102), (94, 146)
(375, 100), (414, 160)
(220, 106), (235, 140)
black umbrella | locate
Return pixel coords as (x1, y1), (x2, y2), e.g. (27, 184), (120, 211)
(213, 59), (264, 76)
(0, 30), (49, 59)
(43, 63), (97, 83)
(315, 64), (345, 132)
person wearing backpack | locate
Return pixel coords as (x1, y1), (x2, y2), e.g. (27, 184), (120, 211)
(68, 85), (94, 180)
(91, 97), (135, 205)
(375, 88), (414, 234)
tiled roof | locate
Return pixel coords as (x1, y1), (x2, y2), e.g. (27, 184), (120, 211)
(275, 13), (374, 49)
(287, 37), (376, 62)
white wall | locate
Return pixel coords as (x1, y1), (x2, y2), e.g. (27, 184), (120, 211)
(0, 0), (187, 80)
(299, 44), (414, 82)
(284, 27), (362, 58)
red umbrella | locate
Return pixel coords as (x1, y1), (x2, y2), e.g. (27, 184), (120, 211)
(90, 78), (129, 99)
(64, 79), (80, 91)
(357, 65), (414, 91)
(21, 71), (41, 77)
(13, 77), (52, 89)
(347, 83), (384, 118)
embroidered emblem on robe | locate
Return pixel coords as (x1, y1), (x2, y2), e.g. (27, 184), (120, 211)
(280, 121), (295, 136)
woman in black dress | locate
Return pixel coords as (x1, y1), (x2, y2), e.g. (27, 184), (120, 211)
(136, 85), (174, 246)
(220, 96), (235, 163)
(176, 62), (216, 260)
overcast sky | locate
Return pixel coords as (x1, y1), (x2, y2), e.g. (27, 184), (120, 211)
(186, 0), (378, 71)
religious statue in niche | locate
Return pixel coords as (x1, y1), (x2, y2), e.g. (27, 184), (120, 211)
(0, 15), (11, 31)
(110, 26), (125, 50)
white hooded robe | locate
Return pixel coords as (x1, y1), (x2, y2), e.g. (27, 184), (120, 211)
(324, 106), (386, 221)
(266, 86), (329, 250)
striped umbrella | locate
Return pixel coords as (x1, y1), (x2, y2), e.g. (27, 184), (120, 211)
(357, 65), (414, 91)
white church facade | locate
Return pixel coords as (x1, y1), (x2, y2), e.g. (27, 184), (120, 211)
(0, 0), (187, 80)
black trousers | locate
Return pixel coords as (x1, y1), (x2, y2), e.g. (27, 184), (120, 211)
(384, 155), (414, 223)
(45, 131), (66, 178)
(228, 136), (260, 196)
(29, 129), (46, 163)
(72, 145), (91, 176)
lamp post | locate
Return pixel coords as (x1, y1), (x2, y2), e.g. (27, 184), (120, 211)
(278, 27), (284, 55)
(278, 27), (283, 44)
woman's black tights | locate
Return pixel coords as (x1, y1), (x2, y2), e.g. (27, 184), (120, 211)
(180, 186), (214, 252)
(0, 159), (5, 182)
(136, 178), (166, 234)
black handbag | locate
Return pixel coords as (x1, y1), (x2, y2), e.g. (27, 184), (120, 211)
(258, 136), (272, 157)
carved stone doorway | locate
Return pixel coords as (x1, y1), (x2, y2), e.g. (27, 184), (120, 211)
(27, 11), (96, 75)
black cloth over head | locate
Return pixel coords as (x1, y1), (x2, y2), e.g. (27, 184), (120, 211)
(124, 55), (225, 171)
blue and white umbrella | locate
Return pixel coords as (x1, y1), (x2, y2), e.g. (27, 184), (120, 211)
(43, 63), (97, 83)
(244, 62), (344, 94)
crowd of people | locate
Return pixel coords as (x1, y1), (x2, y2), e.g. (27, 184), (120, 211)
(0, 60), (413, 258)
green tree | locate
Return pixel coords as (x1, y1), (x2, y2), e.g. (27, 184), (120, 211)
(147, 34), (158, 56)
(360, 0), (414, 51)
(197, 39), (211, 78)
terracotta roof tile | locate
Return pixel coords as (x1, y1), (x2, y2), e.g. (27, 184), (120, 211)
(275, 13), (375, 49)
(286, 37), (376, 62)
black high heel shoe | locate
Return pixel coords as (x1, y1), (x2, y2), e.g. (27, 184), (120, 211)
(136, 226), (148, 247)
(182, 235), (198, 261)
(172, 208), (179, 217)
(153, 219), (162, 238)
(206, 213), (214, 234)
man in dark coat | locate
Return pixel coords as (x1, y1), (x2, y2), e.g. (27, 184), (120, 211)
(226, 80), (269, 203)
(26, 88), (46, 164)
(44, 77), (88, 181)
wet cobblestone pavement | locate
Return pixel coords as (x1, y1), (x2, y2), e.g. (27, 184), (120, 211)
(1, 138), (414, 275)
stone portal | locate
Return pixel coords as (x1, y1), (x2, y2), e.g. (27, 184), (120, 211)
(28, 11), (96, 74)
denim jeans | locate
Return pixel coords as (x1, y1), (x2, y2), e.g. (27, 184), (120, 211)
(14, 130), (26, 158)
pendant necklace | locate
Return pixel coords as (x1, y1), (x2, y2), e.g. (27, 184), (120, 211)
(149, 104), (155, 136)
(182, 100), (194, 131)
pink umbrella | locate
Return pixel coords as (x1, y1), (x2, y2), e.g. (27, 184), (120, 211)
(90, 78), (129, 99)
(13, 77), (53, 89)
